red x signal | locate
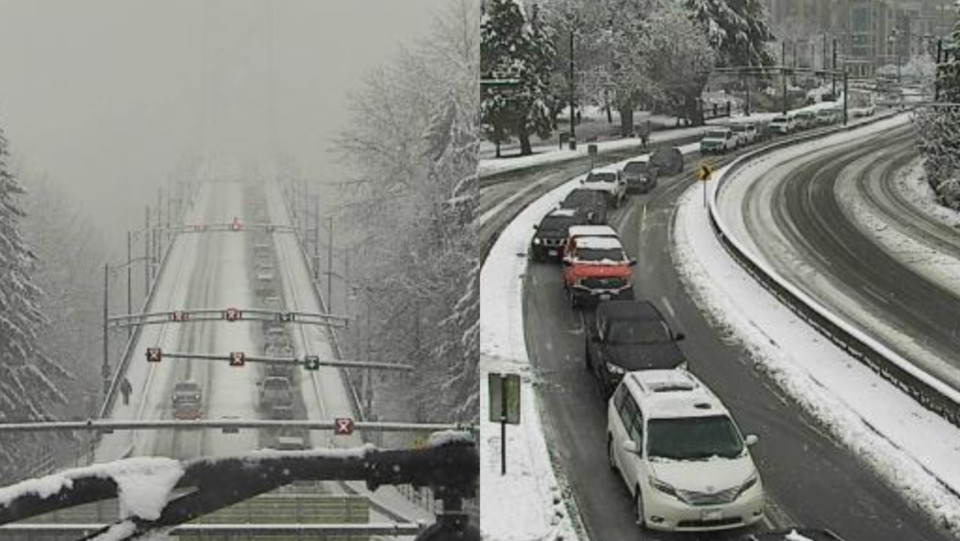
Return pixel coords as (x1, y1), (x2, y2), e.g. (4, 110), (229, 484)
(171, 310), (188, 322)
(224, 307), (242, 321)
(231, 217), (242, 231)
(146, 347), (162, 363)
(334, 417), (355, 436)
(229, 351), (246, 367)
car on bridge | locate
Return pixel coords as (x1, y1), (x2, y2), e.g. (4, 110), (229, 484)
(815, 108), (840, 126)
(559, 188), (608, 225)
(530, 208), (587, 262)
(607, 370), (764, 532)
(792, 110), (817, 130)
(620, 157), (659, 194)
(562, 235), (636, 308)
(699, 128), (738, 154)
(258, 376), (294, 417)
(172, 380), (203, 420)
(581, 168), (627, 207)
(585, 300), (686, 398)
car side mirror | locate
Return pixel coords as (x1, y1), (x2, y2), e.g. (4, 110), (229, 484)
(675, 332), (685, 341)
(622, 440), (640, 454)
(562, 260), (572, 267)
(744, 434), (759, 447)
(533, 224), (539, 230)
(628, 259), (638, 267)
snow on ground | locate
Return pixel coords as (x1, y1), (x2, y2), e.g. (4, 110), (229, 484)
(676, 160), (960, 531)
(478, 126), (707, 177)
(896, 159), (960, 229)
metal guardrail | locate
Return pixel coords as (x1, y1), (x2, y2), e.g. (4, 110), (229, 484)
(708, 110), (960, 431)
(98, 182), (201, 420)
(0, 523), (425, 536)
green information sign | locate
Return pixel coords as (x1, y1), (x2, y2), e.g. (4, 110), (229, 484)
(488, 373), (521, 425)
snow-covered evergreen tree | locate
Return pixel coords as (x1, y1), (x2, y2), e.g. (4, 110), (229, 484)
(0, 127), (69, 476)
(684, 0), (776, 67)
(337, 0), (479, 423)
(938, 16), (960, 102)
(481, 0), (555, 155)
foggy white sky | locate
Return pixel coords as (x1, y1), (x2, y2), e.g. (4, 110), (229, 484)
(0, 0), (450, 252)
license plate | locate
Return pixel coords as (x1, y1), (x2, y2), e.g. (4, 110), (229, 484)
(600, 294), (611, 301)
(700, 509), (723, 521)
(548, 250), (558, 256)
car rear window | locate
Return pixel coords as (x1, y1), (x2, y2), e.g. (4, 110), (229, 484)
(264, 379), (290, 391)
(585, 172), (617, 183)
(622, 162), (649, 173)
(562, 190), (602, 206)
(705, 130), (729, 139)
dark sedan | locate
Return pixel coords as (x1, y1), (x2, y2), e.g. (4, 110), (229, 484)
(585, 300), (686, 398)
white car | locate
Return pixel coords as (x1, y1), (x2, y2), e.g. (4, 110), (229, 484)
(768, 115), (794, 135)
(730, 124), (758, 147)
(581, 168), (627, 207)
(699, 128), (738, 154)
(607, 370), (764, 532)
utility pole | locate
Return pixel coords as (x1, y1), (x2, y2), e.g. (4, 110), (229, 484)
(144, 206), (150, 292)
(126, 231), (132, 340)
(832, 39), (838, 98)
(568, 23), (575, 150)
(793, 41), (798, 68)
(782, 65), (788, 116)
(842, 70), (849, 126)
(327, 215), (334, 312)
(102, 264), (110, 396)
(314, 196), (320, 282)
(936, 38), (943, 101)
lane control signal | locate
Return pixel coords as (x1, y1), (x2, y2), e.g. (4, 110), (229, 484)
(229, 351), (246, 367)
(146, 347), (162, 363)
(304, 355), (320, 371)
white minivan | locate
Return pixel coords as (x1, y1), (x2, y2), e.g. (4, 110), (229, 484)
(607, 370), (765, 532)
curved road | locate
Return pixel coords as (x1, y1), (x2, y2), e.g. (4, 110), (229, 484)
(482, 120), (953, 540)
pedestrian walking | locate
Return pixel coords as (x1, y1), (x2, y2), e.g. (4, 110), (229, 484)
(639, 120), (650, 150)
(120, 377), (132, 406)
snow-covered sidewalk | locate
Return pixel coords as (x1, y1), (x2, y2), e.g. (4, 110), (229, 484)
(676, 160), (960, 530)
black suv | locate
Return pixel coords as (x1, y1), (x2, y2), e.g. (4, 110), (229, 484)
(584, 300), (686, 397)
(559, 188), (608, 224)
(530, 209), (585, 262)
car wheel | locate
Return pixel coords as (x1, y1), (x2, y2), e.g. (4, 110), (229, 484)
(635, 489), (647, 530)
(608, 435), (618, 472)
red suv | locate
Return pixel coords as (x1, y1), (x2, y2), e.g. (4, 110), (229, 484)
(562, 235), (636, 308)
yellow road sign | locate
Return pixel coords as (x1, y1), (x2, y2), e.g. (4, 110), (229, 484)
(697, 164), (714, 181)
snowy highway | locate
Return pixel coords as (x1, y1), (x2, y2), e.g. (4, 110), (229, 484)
(480, 114), (955, 541)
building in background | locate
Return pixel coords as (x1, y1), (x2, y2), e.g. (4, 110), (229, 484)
(762, 0), (956, 78)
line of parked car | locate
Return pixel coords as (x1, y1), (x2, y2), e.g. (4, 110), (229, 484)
(529, 164), (766, 533)
(700, 105), (846, 155)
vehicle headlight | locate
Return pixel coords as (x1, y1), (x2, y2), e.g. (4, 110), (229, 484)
(606, 362), (626, 375)
(533, 237), (541, 245)
(736, 471), (759, 497)
(649, 476), (678, 498)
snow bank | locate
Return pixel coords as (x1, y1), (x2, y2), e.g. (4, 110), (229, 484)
(677, 162), (960, 529)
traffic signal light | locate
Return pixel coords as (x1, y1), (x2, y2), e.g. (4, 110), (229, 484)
(229, 351), (245, 367)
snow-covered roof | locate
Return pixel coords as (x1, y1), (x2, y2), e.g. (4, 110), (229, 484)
(568, 225), (618, 239)
(626, 370), (729, 420)
(574, 236), (624, 250)
(624, 156), (650, 165)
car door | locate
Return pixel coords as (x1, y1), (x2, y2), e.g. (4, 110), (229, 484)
(615, 392), (643, 491)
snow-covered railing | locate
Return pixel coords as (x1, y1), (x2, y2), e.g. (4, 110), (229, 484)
(98, 182), (201, 420)
(708, 111), (960, 429)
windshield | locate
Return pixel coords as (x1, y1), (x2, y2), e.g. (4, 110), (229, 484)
(175, 384), (199, 393)
(540, 215), (578, 232)
(562, 190), (601, 206)
(647, 416), (744, 460)
(771, 117), (787, 123)
(623, 162), (649, 173)
(577, 247), (625, 262)
(607, 319), (671, 344)
(705, 130), (729, 139)
(586, 172), (617, 183)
